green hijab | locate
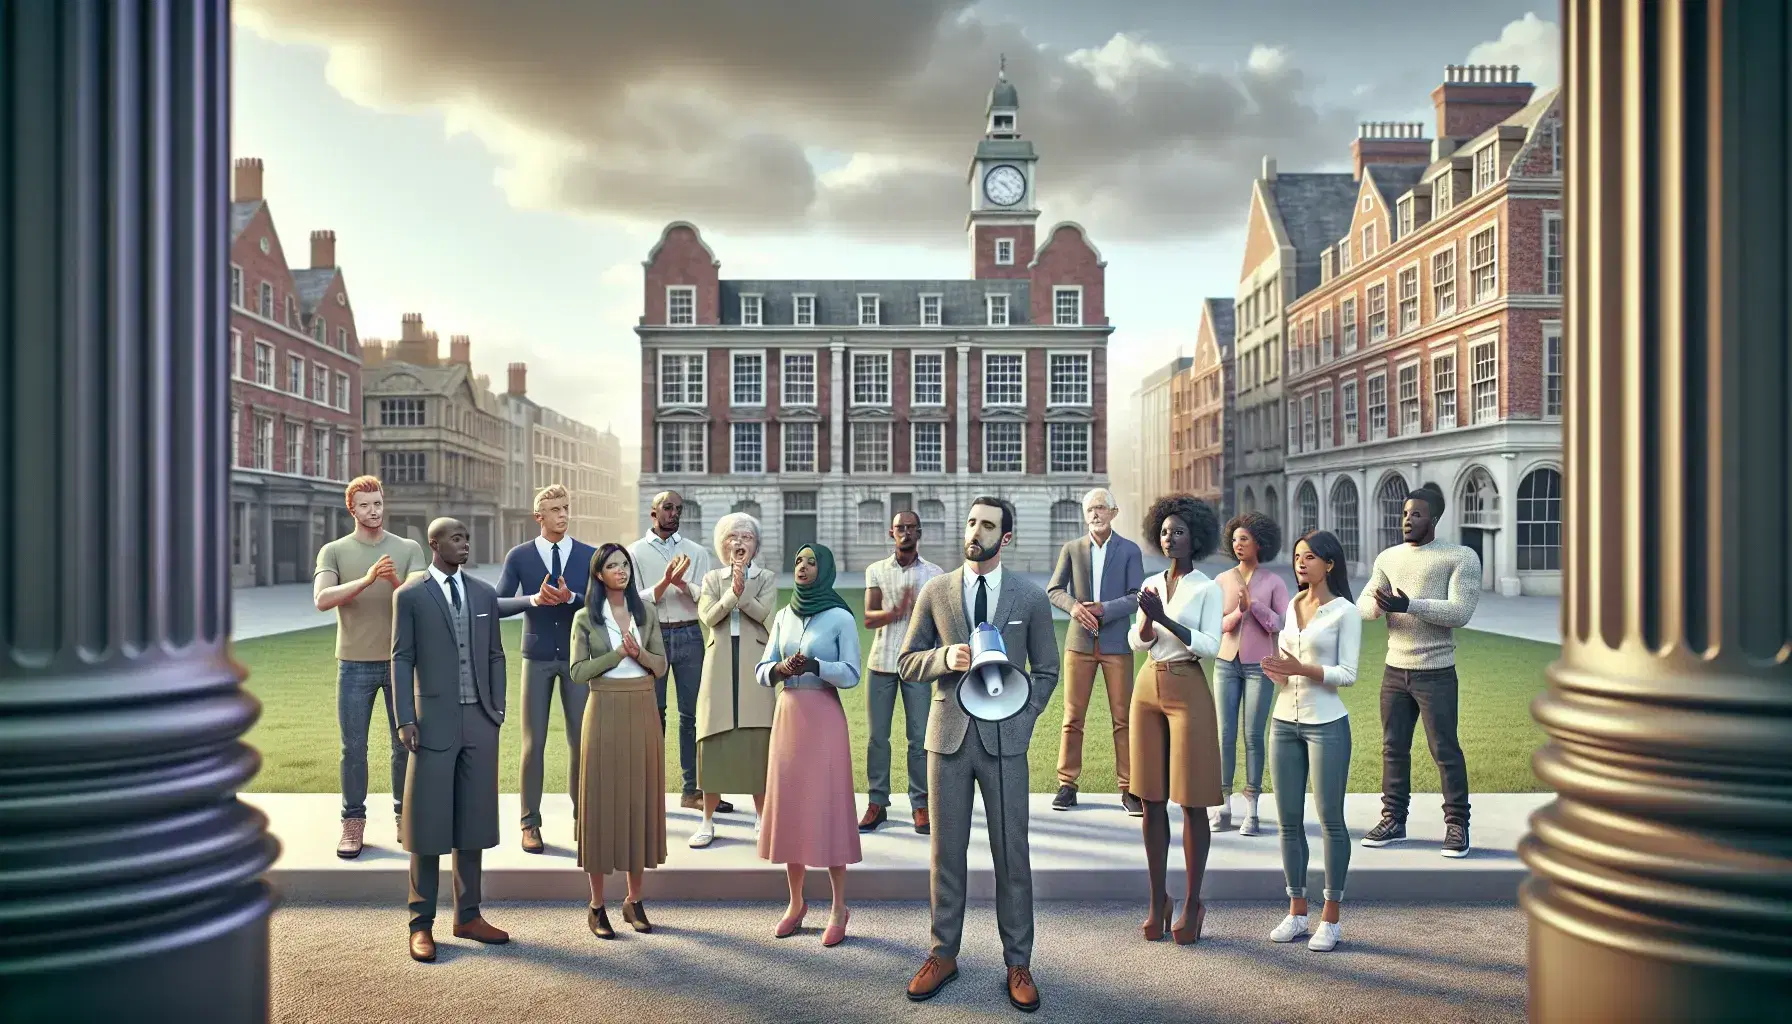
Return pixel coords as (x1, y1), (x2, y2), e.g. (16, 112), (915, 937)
(788, 544), (851, 619)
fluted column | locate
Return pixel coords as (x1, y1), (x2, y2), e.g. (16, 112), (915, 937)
(1521, 2), (1792, 1020)
(0, 2), (276, 1021)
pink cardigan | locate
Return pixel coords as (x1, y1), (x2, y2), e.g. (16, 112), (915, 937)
(1217, 566), (1290, 663)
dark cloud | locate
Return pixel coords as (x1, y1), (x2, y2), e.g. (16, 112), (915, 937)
(238, 0), (1360, 244)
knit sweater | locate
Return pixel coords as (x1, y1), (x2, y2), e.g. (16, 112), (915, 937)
(1356, 539), (1482, 669)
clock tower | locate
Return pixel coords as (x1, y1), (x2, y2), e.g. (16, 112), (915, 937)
(967, 59), (1039, 280)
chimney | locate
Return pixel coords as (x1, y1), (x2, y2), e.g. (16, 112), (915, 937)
(449, 334), (471, 365)
(400, 313), (425, 341)
(1431, 64), (1535, 141)
(1351, 122), (1433, 179)
(423, 330), (441, 366)
(362, 340), (385, 366)
(309, 229), (336, 269)
(1261, 156), (1277, 181)
(232, 157), (264, 202)
(507, 362), (528, 397)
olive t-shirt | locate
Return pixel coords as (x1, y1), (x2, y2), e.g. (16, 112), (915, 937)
(315, 531), (429, 662)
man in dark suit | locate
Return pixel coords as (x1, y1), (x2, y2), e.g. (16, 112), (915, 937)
(899, 496), (1060, 1014)
(495, 483), (596, 854)
(393, 517), (510, 963)
(1046, 487), (1145, 814)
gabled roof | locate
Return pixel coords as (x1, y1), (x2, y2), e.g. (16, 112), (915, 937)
(1365, 164), (1427, 210)
(1267, 173), (1359, 298)
(1203, 298), (1236, 357)
(292, 268), (337, 315)
(230, 200), (263, 241)
(1419, 86), (1562, 185)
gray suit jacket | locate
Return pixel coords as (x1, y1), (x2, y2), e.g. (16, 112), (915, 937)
(392, 572), (507, 752)
(1047, 533), (1144, 655)
(898, 567), (1060, 757)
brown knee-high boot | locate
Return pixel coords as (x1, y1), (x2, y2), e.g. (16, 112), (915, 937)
(1141, 800), (1172, 939)
(1173, 806), (1212, 943)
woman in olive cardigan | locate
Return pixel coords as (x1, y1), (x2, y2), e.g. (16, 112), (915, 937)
(570, 542), (669, 940)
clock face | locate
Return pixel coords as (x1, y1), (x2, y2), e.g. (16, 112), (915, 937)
(983, 164), (1026, 206)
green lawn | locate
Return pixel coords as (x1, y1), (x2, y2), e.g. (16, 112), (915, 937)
(237, 590), (1556, 796)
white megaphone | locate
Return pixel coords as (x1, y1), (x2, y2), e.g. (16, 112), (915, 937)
(956, 622), (1032, 723)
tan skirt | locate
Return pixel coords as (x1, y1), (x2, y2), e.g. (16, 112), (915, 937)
(1129, 659), (1223, 809)
(576, 674), (666, 875)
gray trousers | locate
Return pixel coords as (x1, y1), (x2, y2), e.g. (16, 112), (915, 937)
(518, 657), (587, 828)
(408, 849), (483, 932)
(866, 670), (930, 810)
(928, 731), (1034, 966)
(1272, 715), (1353, 902)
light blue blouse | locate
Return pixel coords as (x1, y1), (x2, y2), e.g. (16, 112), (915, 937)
(755, 606), (862, 691)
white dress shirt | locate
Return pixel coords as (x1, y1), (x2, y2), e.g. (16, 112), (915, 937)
(530, 536), (574, 607)
(629, 531), (710, 626)
(427, 562), (467, 609)
(1271, 594), (1361, 725)
(601, 607), (649, 678)
(1128, 568), (1222, 663)
(1088, 533), (1109, 603)
(962, 562), (1005, 627)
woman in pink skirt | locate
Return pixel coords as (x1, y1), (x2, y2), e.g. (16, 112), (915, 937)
(755, 543), (862, 946)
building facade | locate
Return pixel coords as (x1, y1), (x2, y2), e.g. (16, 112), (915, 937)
(1132, 356), (1190, 518)
(1181, 298), (1236, 517)
(634, 69), (1114, 571)
(1281, 66), (1563, 594)
(496, 366), (537, 549)
(227, 158), (365, 587)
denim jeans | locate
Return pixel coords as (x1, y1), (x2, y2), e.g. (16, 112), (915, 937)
(338, 659), (405, 820)
(1213, 656), (1274, 797)
(866, 670), (930, 809)
(1271, 715), (1352, 902)
(659, 623), (704, 795)
(1379, 665), (1470, 827)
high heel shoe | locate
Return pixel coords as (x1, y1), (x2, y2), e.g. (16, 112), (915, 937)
(622, 900), (652, 934)
(822, 909), (850, 947)
(1141, 895), (1172, 941)
(588, 904), (615, 940)
(1172, 899), (1206, 945)
(774, 901), (808, 938)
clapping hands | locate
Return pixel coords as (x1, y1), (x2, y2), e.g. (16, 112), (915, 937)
(620, 630), (642, 659)
(1374, 586), (1411, 614)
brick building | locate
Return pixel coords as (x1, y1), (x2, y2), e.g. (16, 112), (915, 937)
(1280, 65), (1563, 594)
(493, 363), (630, 550)
(1177, 298), (1235, 516)
(634, 68), (1114, 571)
(1131, 356), (1191, 520)
(227, 158), (365, 587)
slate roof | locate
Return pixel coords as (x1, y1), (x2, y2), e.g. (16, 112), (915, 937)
(1268, 173), (1359, 299)
(1204, 298), (1236, 357)
(1366, 164), (1427, 210)
(291, 268), (337, 315)
(230, 200), (263, 241)
(717, 279), (1034, 327)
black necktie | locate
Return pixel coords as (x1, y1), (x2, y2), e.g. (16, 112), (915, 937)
(974, 575), (989, 627)
(447, 574), (461, 612)
(550, 543), (562, 582)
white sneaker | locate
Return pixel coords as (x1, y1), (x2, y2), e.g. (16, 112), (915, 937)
(687, 822), (716, 849)
(1239, 815), (1262, 836)
(1270, 914), (1309, 943)
(1308, 920), (1342, 951)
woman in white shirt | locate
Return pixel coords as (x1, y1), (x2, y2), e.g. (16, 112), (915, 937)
(1128, 495), (1225, 945)
(1260, 529), (1362, 953)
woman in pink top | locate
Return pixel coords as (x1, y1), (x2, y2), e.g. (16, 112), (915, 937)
(1212, 512), (1290, 835)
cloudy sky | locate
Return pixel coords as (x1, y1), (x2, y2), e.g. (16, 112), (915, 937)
(232, 0), (1560, 469)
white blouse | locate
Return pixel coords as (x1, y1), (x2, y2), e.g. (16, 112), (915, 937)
(1270, 594), (1361, 725)
(602, 609), (649, 678)
(1128, 569), (1223, 664)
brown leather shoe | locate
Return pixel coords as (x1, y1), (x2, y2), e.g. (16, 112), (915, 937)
(913, 807), (931, 835)
(452, 917), (509, 944)
(1007, 965), (1040, 1013)
(409, 929), (436, 962)
(521, 826), (544, 854)
(906, 955), (958, 1001)
(858, 803), (887, 832)
(336, 818), (366, 859)
(680, 792), (702, 810)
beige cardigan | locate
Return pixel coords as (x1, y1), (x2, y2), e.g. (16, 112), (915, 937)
(694, 565), (779, 739)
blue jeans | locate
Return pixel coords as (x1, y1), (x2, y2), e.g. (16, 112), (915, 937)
(659, 623), (704, 795)
(1272, 715), (1353, 902)
(1214, 657), (1274, 797)
(338, 659), (405, 821)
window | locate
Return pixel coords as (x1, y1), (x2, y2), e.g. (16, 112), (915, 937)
(666, 286), (695, 325)
(1474, 144), (1499, 192)
(1288, 400), (1300, 452)
(1432, 248), (1458, 318)
(1435, 173), (1453, 213)
(740, 294), (762, 326)
(230, 266), (243, 308)
(313, 427), (331, 478)
(912, 422), (945, 473)
(229, 406), (241, 467)
(659, 352), (705, 406)
(782, 352), (816, 406)
(258, 281), (273, 318)
(1551, 124), (1562, 173)
(1048, 500), (1084, 551)
(249, 413), (272, 470)
(230, 330), (244, 379)
(731, 352), (765, 405)
(1517, 469), (1564, 570)
(1298, 482), (1320, 536)
(986, 294), (1010, 326)
(1300, 394), (1316, 452)
(1377, 475), (1410, 552)
(1544, 326), (1564, 418)
(1340, 297), (1358, 354)
(1543, 213), (1563, 296)
(1397, 267), (1420, 334)
(1339, 238), (1352, 272)
(310, 364), (328, 403)
(1053, 287), (1082, 326)
(1319, 309), (1333, 362)
(378, 397), (426, 427)
(336, 327), (347, 351)
(286, 295), (299, 328)
(793, 294), (815, 326)
(657, 422), (706, 473)
(857, 294), (880, 326)
(917, 498), (947, 540)
(310, 316), (325, 343)
(852, 422), (891, 473)
(852, 352), (891, 405)
(995, 238), (1014, 265)
(1367, 283), (1388, 342)
(920, 294), (942, 326)
(1434, 352), (1458, 429)
(1330, 477), (1361, 564)
(1049, 422), (1090, 473)
(1469, 226), (1499, 304)
(984, 422), (1024, 473)
(286, 354), (304, 394)
(984, 353), (1025, 406)
(1049, 353), (1091, 405)
(783, 421), (817, 473)
(1361, 223), (1377, 259)
(1397, 197), (1414, 240)
(857, 500), (887, 545)
(380, 451), (425, 484)
(334, 435), (350, 480)
(1470, 338), (1500, 423)
(1318, 388), (1333, 448)
(912, 353), (945, 406)
(731, 422), (764, 473)
(334, 373), (350, 411)
(1397, 362), (1421, 435)
(1367, 373), (1388, 439)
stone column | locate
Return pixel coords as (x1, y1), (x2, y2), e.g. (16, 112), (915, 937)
(1522, 2), (1792, 1019)
(0, 2), (276, 1020)
(955, 342), (972, 477)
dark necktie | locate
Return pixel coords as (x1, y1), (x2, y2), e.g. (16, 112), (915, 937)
(550, 543), (562, 582)
(447, 574), (461, 612)
(974, 575), (989, 627)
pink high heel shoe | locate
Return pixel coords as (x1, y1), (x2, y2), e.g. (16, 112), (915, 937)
(822, 909), (850, 947)
(775, 902), (808, 938)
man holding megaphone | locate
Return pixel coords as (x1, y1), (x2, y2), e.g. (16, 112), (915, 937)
(898, 496), (1060, 1014)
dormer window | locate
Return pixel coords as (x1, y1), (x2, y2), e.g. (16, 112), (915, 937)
(857, 294), (880, 326)
(992, 113), (1014, 133)
(1474, 144), (1499, 193)
(740, 294), (763, 326)
(1397, 197), (1414, 240)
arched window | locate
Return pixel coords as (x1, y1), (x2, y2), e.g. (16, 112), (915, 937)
(1376, 474), (1408, 553)
(856, 499), (886, 545)
(1241, 486), (1257, 515)
(1296, 481), (1320, 537)
(682, 500), (703, 542)
(1458, 467), (1499, 529)
(1330, 478), (1361, 565)
(1517, 468), (1563, 570)
(1050, 500), (1082, 550)
(1264, 486), (1280, 527)
(730, 499), (762, 519)
(918, 499), (947, 544)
